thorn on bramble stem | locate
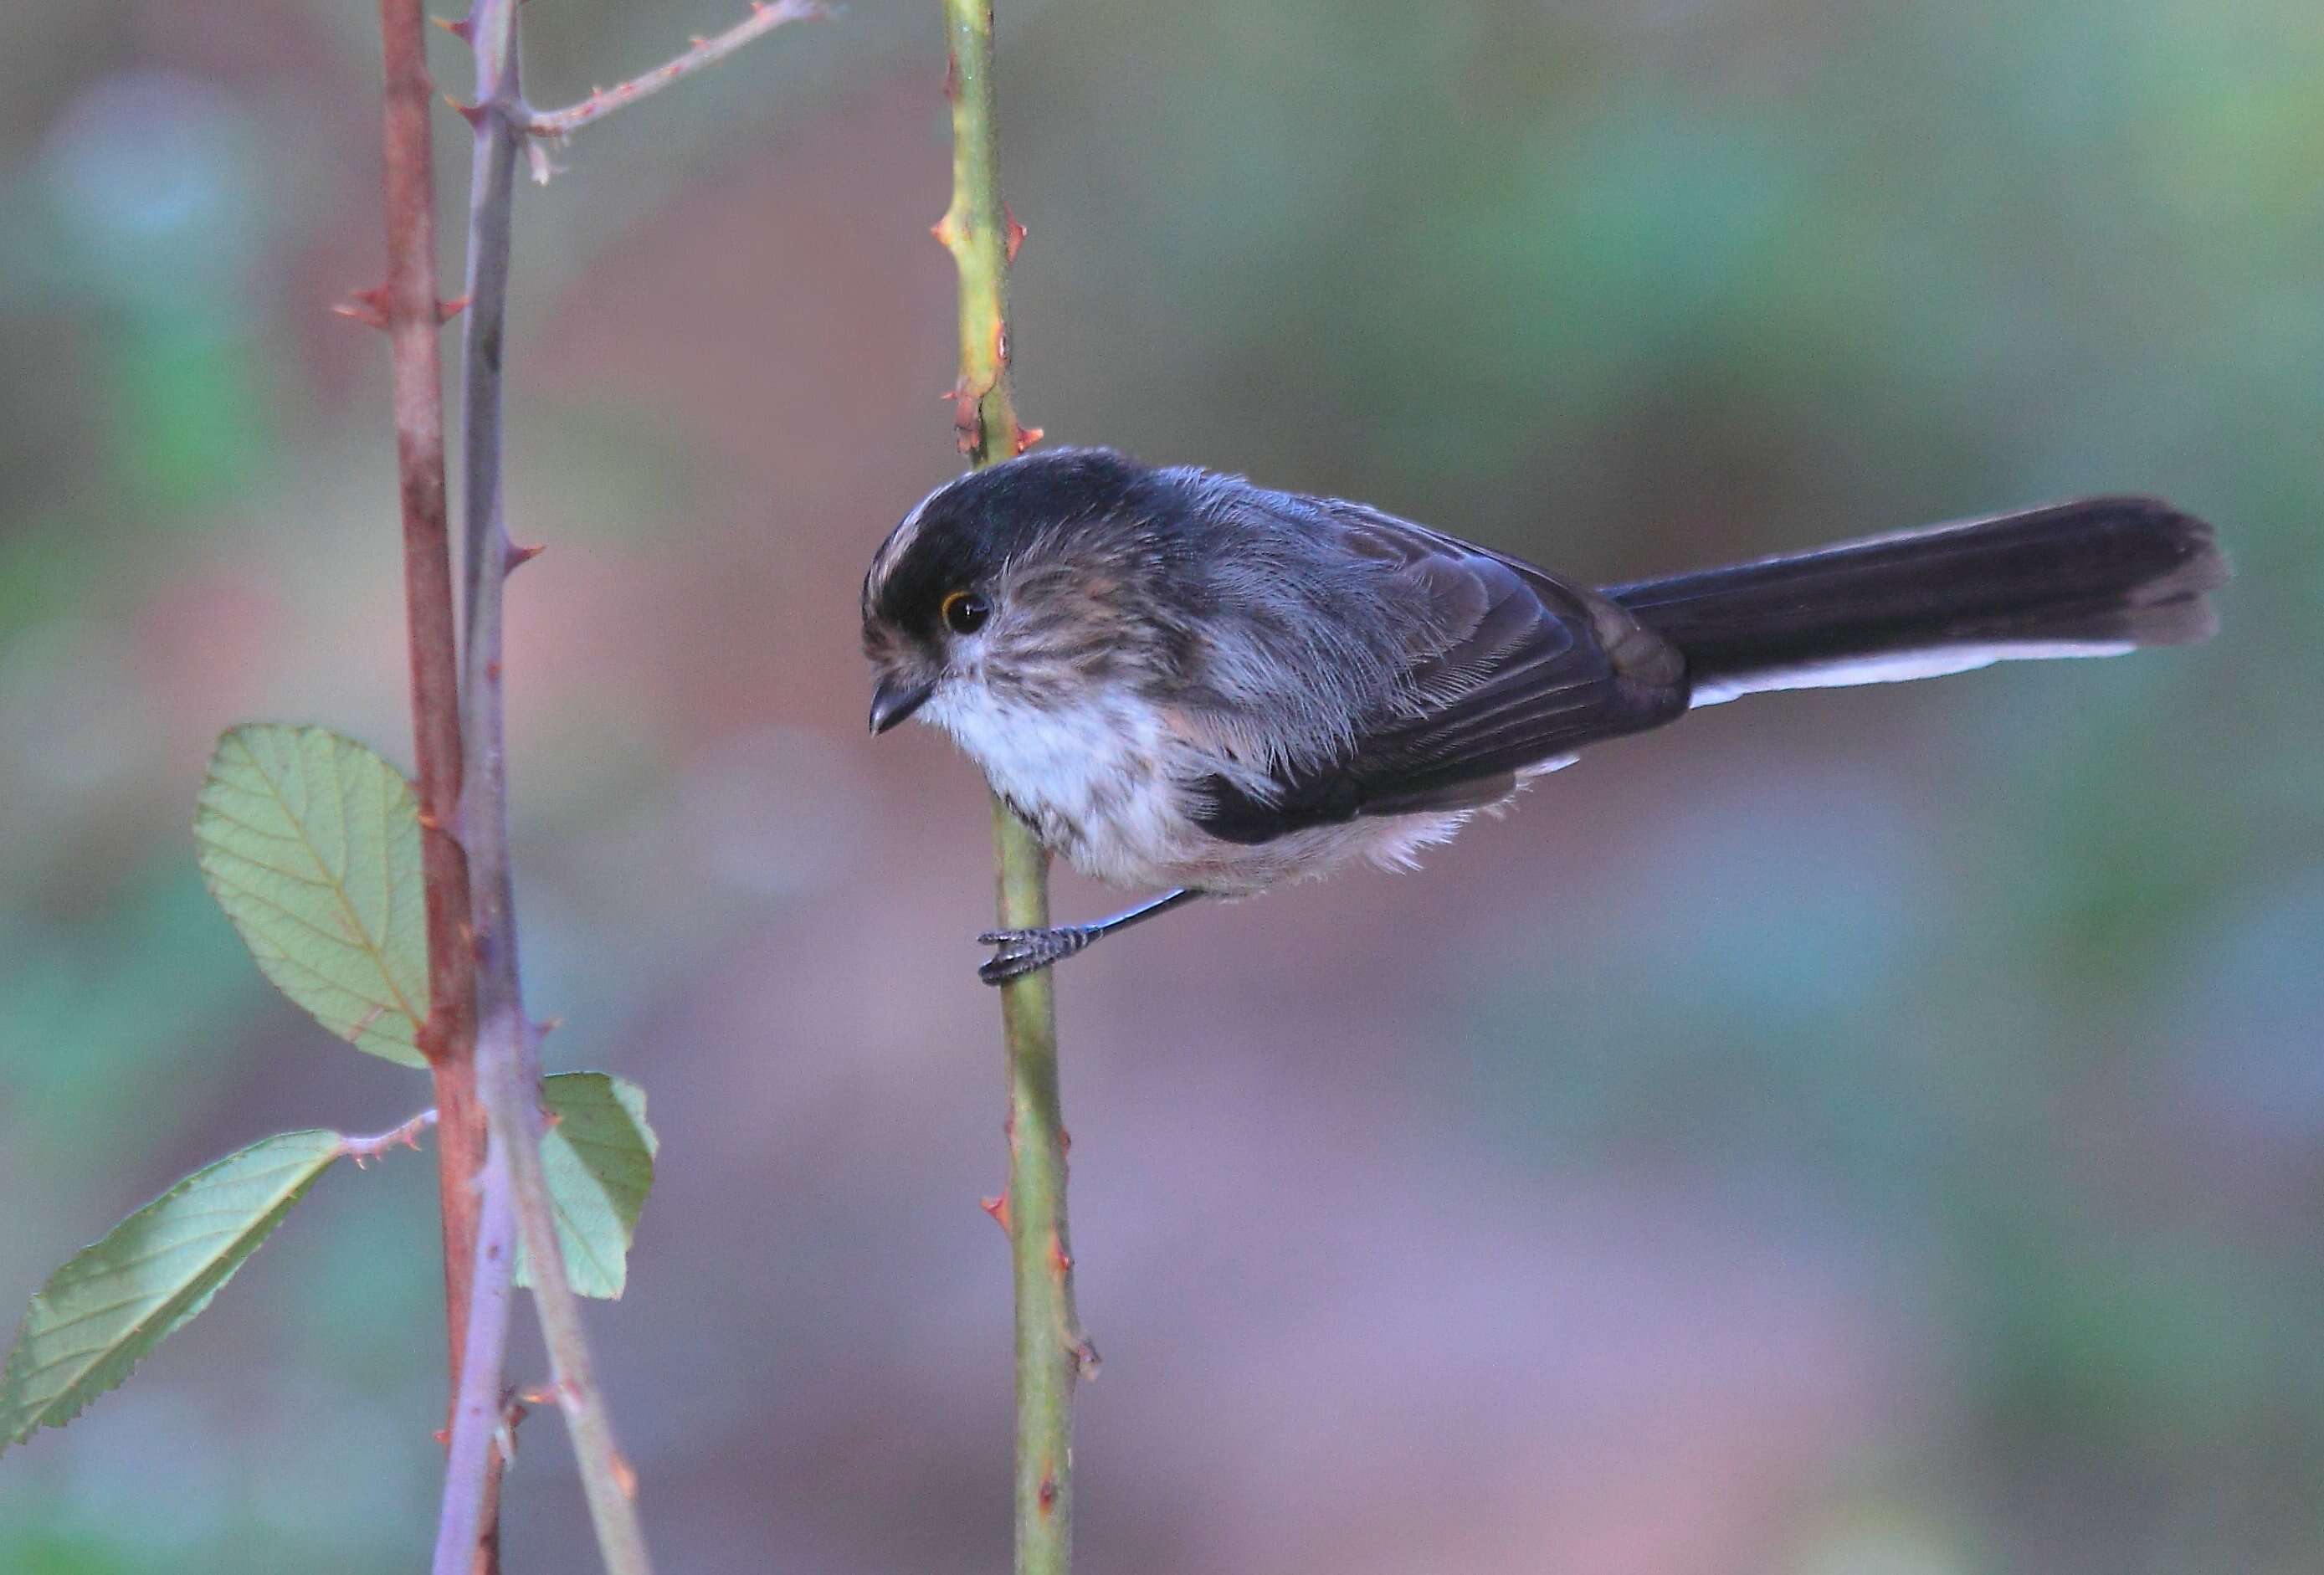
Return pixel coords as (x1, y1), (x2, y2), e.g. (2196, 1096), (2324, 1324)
(1003, 203), (1025, 264)
(439, 296), (469, 323)
(612, 1452), (639, 1500)
(505, 540), (546, 572)
(331, 286), (390, 330)
(431, 13), (471, 38)
(445, 95), (486, 126)
(980, 1192), (1012, 1233)
(1013, 426), (1044, 456)
(950, 385), (986, 454)
(341, 1108), (439, 1167)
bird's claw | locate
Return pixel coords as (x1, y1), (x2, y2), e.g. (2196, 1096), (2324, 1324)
(977, 926), (1085, 986)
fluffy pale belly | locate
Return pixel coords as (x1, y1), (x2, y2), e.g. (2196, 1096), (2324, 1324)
(923, 686), (1501, 894)
(926, 687), (1191, 886)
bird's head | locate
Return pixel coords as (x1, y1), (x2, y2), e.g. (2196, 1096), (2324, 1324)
(861, 447), (1176, 735)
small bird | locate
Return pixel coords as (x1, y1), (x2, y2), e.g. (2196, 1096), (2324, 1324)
(861, 448), (2227, 984)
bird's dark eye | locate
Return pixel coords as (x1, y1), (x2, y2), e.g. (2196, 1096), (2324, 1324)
(941, 589), (991, 635)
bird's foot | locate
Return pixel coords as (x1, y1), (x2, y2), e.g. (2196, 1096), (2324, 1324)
(977, 924), (1095, 986)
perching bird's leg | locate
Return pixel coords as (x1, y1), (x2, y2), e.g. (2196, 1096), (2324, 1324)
(978, 888), (1203, 985)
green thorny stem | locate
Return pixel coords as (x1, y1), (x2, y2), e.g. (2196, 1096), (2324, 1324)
(936, 4), (1094, 1573)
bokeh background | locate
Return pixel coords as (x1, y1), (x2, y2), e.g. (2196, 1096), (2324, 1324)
(3, 0), (2320, 1570)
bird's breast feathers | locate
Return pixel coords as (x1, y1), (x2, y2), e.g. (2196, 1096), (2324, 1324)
(923, 675), (1491, 893)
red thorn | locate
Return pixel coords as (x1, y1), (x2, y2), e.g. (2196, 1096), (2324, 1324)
(446, 95), (487, 126)
(431, 13), (472, 38)
(979, 1192), (1012, 1233)
(506, 539), (546, 572)
(534, 1014), (563, 1036)
(438, 296), (469, 323)
(1037, 1471), (1059, 1515)
(612, 1453), (639, 1500)
(1049, 1230), (1072, 1275)
(943, 51), (961, 102)
(1003, 203), (1026, 264)
(950, 385), (984, 455)
(433, 1426), (452, 1447)
(992, 318), (1009, 367)
(331, 286), (390, 330)
(688, 33), (708, 47)
(1013, 426), (1044, 456)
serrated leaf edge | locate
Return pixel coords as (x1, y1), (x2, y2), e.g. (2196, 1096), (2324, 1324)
(193, 723), (428, 1069)
(2, 1131), (346, 1449)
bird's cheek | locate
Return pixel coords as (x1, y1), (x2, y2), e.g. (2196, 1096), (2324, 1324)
(951, 636), (1000, 689)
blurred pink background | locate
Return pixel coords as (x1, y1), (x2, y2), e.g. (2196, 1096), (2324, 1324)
(3, 1), (2319, 1571)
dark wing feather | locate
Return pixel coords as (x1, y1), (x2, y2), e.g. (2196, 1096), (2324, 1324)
(1193, 505), (1688, 844)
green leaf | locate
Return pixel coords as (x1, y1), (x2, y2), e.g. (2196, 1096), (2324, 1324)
(2, 1131), (345, 1449)
(194, 724), (428, 1068)
(519, 1074), (658, 1301)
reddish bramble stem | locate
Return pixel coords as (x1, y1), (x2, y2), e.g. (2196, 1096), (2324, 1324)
(368, 1), (504, 1567)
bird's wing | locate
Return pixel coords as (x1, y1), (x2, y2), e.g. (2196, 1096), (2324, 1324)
(1191, 504), (1690, 844)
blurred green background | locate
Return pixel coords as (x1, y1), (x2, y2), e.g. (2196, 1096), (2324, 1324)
(3, 0), (2320, 1570)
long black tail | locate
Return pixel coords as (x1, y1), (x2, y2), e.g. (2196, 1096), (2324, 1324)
(1600, 497), (2228, 705)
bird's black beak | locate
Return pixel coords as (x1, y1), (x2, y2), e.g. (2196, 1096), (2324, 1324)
(869, 674), (936, 735)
